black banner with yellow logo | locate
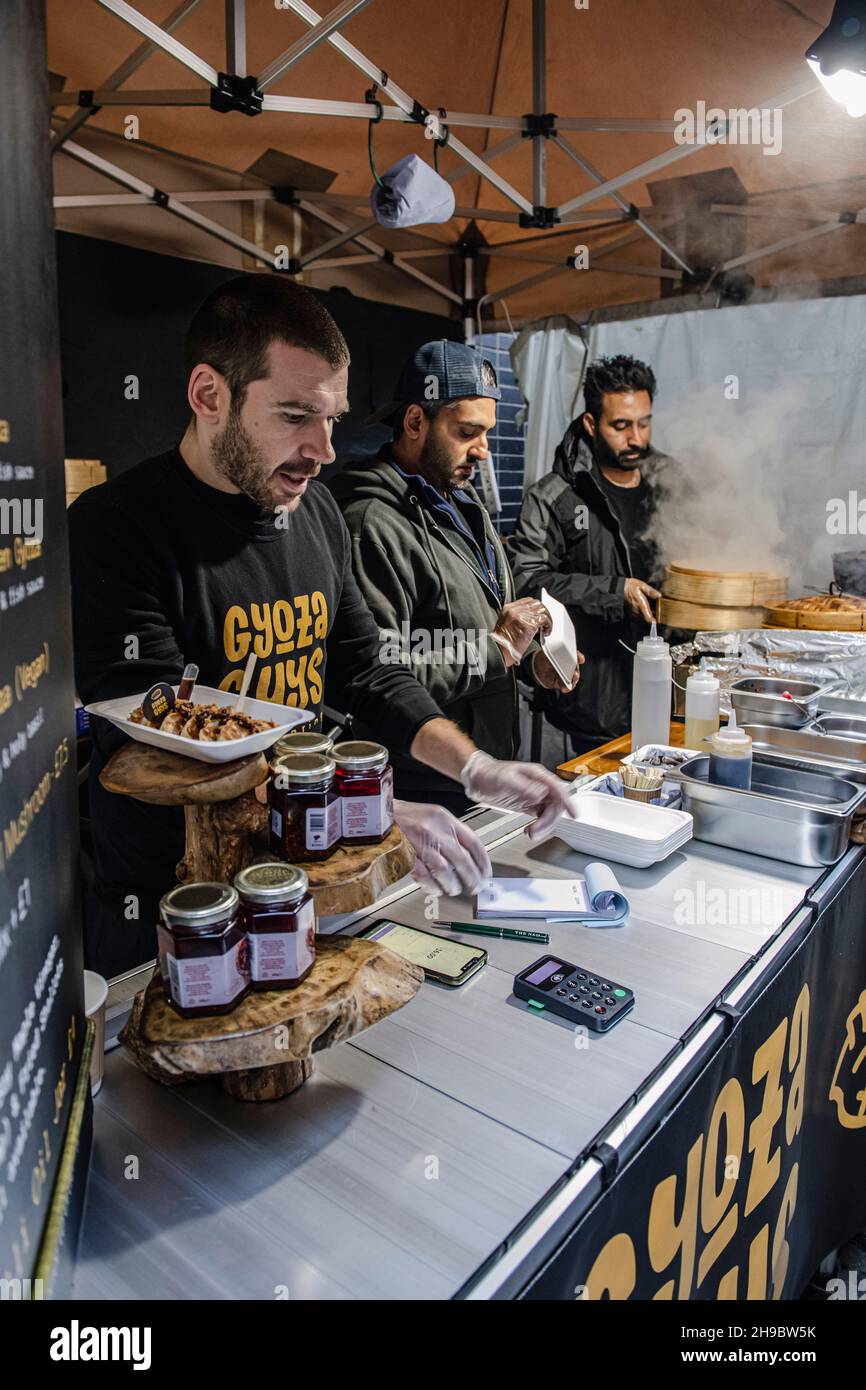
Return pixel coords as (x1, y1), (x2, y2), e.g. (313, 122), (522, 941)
(519, 851), (866, 1301)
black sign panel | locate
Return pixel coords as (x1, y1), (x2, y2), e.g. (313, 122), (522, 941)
(0, 0), (86, 1285)
(519, 855), (866, 1301)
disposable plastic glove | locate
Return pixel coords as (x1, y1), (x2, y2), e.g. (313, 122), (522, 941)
(490, 597), (551, 666)
(459, 750), (575, 841)
(393, 799), (493, 897)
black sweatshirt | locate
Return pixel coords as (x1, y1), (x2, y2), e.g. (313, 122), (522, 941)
(68, 448), (441, 976)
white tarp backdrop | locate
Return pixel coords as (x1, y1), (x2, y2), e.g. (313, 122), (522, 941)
(516, 295), (866, 595)
(511, 316), (588, 490)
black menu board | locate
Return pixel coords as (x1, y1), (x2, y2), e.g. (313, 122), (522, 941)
(0, 0), (86, 1287)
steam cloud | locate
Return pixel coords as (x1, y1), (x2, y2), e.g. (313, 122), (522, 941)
(643, 384), (864, 597)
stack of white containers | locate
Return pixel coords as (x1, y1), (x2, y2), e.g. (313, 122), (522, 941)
(554, 785), (693, 868)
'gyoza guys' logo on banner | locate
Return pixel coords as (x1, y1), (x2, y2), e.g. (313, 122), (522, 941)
(829, 989), (866, 1129)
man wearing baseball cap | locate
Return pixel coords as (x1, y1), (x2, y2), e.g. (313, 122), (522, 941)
(331, 340), (582, 811)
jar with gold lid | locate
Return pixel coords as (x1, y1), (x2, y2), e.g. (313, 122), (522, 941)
(234, 862), (316, 990)
(158, 882), (250, 1018)
(268, 751), (341, 861)
(272, 729), (334, 760)
(333, 740), (394, 845)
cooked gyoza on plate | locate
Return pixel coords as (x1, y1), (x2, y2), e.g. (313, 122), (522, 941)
(129, 699), (276, 741)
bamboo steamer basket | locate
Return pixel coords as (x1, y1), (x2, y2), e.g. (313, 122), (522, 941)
(660, 564), (787, 631)
(65, 458), (106, 508)
(658, 595), (766, 630)
(663, 564), (787, 607)
(763, 603), (866, 632)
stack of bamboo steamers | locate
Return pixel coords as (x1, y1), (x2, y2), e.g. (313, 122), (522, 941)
(658, 565), (788, 630)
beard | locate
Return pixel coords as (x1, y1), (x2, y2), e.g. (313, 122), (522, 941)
(594, 431), (651, 473)
(418, 434), (467, 494)
(212, 403), (276, 511)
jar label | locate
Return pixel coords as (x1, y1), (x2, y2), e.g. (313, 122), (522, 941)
(270, 807), (283, 839)
(166, 938), (249, 1011)
(305, 797), (341, 851)
(341, 770), (394, 839)
(249, 899), (316, 983)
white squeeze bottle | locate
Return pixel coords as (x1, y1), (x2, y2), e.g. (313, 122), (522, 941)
(684, 670), (720, 751)
(630, 622), (673, 752)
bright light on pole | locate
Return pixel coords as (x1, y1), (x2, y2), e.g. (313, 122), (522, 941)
(806, 1), (866, 117)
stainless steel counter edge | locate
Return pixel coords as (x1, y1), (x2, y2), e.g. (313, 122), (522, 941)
(456, 845), (863, 1300)
(459, 1014), (726, 1300)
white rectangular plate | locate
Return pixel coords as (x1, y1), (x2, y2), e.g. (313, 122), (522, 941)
(85, 685), (314, 763)
(553, 781), (693, 866)
(540, 587), (578, 687)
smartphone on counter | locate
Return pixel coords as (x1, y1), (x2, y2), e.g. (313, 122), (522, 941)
(355, 919), (487, 987)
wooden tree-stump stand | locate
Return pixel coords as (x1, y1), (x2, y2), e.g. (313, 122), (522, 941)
(99, 741), (415, 913)
(118, 935), (423, 1100)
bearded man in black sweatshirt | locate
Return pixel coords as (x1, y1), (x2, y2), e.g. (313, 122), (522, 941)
(69, 276), (572, 976)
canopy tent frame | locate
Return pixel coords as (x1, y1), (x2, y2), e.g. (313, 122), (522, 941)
(49, 0), (866, 339)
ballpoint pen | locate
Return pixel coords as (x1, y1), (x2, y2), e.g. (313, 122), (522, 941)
(435, 921), (550, 944)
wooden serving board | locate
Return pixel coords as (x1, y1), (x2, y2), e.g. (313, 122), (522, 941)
(556, 721), (685, 782)
(119, 935), (424, 1100)
(663, 564), (787, 607)
(100, 741), (268, 805)
(100, 741), (415, 913)
(300, 824), (415, 915)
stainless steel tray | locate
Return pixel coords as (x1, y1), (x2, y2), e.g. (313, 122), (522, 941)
(810, 714), (866, 740)
(730, 677), (822, 729)
(679, 753), (866, 866)
(816, 693), (866, 718)
(741, 724), (866, 784)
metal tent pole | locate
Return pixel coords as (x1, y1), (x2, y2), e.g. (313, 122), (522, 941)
(51, 0), (205, 153)
(716, 210), (866, 275)
(297, 199), (462, 303)
(258, 0), (374, 91)
(463, 248), (477, 343)
(92, 0), (219, 85)
(225, 0), (246, 76)
(298, 215), (380, 266)
(61, 138), (280, 268)
(444, 132), (525, 188)
(531, 0), (547, 209)
(553, 133), (692, 274)
(274, 0), (534, 214)
(555, 78), (817, 219)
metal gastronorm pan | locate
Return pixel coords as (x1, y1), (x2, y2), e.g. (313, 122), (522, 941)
(740, 724), (866, 784)
(730, 677), (822, 728)
(679, 753), (866, 866)
(810, 714), (866, 740)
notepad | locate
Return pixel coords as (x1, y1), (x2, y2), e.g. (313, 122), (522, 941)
(475, 863), (629, 926)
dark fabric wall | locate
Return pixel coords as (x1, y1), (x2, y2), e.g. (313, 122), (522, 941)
(56, 231), (461, 478)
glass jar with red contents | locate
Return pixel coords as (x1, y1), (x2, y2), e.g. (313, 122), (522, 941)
(333, 740), (394, 845)
(157, 882), (250, 1019)
(268, 752), (341, 862)
(234, 862), (316, 990)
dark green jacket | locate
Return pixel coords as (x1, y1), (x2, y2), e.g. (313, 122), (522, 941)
(330, 448), (518, 804)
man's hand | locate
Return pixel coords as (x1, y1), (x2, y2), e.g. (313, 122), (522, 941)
(393, 799), (492, 896)
(460, 750), (575, 842)
(531, 648), (586, 693)
(623, 578), (661, 623)
(491, 597), (551, 667)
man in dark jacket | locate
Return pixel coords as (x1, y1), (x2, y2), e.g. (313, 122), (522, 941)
(510, 354), (681, 754)
(69, 285), (576, 976)
(331, 340), (580, 810)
